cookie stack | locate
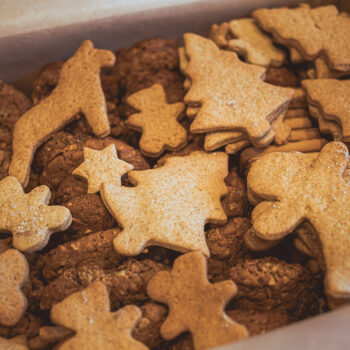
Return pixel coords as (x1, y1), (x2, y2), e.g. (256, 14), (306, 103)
(179, 33), (294, 153)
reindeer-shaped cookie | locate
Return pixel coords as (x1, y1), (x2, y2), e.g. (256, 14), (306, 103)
(248, 142), (350, 304)
(9, 40), (115, 186)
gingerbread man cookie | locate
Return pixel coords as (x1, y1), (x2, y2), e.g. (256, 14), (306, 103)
(0, 176), (72, 253)
(248, 142), (350, 304)
(9, 40), (115, 186)
(126, 84), (187, 157)
(51, 281), (148, 350)
(147, 251), (248, 349)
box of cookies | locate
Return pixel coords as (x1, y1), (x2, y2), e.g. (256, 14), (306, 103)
(0, 0), (350, 349)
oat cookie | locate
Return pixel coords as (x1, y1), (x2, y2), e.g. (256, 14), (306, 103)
(147, 251), (248, 349)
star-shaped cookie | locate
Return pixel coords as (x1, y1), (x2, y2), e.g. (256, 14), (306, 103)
(73, 144), (134, 193)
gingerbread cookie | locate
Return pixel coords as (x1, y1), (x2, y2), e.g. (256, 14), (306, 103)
(209, 22), (230, 48)
(0, 176), (72, 253)
(126, 84), (187, 157)
(0, 249), (28, 327)
(204, 130), (245, 151)
(101, 151), (228, 256)
(253, 4), (350, 72)
(9, 40), (115, 186)
(308, 105), (342, 141)
(228, 18), (285, 67)
(183, 33), (294, 146)
(73, 144), (134, 193)
(224, 111), (291, 153)
(51, 281), (148, 350)
(302, 79), (350, 142)
(240, 131), (326, 170)
(248, 142), (350, 305)
(147, 251), (248, 349)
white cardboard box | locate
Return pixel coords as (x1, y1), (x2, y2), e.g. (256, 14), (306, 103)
(0, 1), (349, 349)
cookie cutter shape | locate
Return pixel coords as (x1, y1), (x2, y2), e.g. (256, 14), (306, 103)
(183, 33), (294, 146)
(101, 151), (228, 257)
(206, 109), (291, 152)
(147, 251), (248, 349)
(308, 105), (342, 141)
(228, 18), (285, 67)
(73, 144), (134, 194)
(209, 22), (230, 48)
(248, 142), (350, 303)
(302, 79), (350, 142)
(0, 249), (28, 326)
(253, 4), (350, 72)
(126, 84), (187, 157)
(0, 176), (72, 253)
(51, 281), (148, 350)
(9, 40), (115, 187)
